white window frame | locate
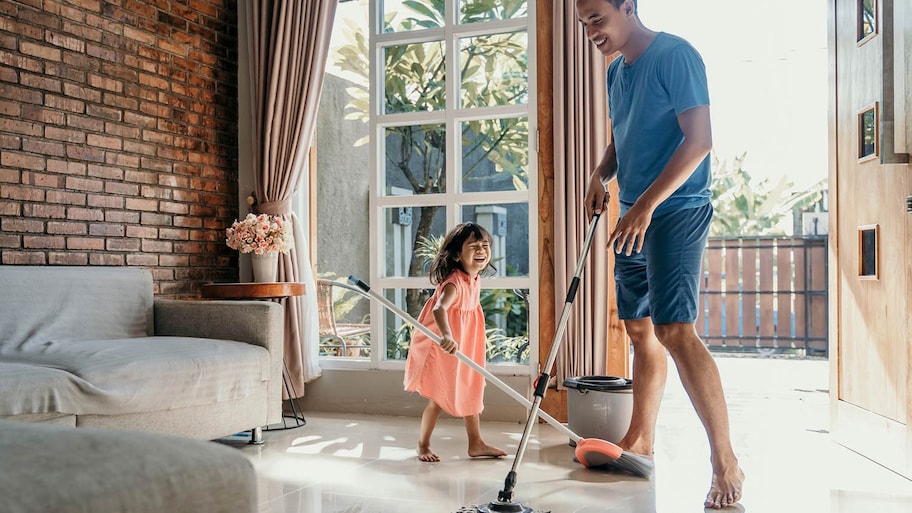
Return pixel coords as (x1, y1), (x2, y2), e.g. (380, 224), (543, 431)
(326, 0), (538, 376)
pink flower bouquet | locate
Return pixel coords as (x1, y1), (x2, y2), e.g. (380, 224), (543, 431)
(225, 213), (294, 254)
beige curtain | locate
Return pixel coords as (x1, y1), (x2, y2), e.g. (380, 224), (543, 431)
(246, 0), (337, 395)
(552, 1), (611, 385)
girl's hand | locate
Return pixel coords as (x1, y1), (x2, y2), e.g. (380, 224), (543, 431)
(609, 201), (655, 255)
(439, 334), (458, 354)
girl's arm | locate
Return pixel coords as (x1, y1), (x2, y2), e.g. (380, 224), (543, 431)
(431, 283), (458, 354)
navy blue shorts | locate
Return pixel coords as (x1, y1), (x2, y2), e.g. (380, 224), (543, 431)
(614, 202), (712, 325)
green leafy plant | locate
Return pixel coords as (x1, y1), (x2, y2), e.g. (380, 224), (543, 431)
(386, 322), (413, 360)
(710, 152), (826, 236)
(485, 328), (529, 363)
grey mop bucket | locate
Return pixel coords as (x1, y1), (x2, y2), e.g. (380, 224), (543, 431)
(563, 376), (633, 445)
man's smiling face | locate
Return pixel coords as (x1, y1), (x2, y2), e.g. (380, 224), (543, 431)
(576, 0), (634, 57)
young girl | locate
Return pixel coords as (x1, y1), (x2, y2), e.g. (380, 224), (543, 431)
(403, 222), (508, 462)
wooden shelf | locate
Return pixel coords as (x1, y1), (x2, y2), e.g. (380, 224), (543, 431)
(200, 282), (306, 300)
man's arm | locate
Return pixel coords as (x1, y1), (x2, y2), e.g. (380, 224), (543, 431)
(609, 105), (712, 255)
(585, 141), (618, 217)
(634, 105), (712, 212)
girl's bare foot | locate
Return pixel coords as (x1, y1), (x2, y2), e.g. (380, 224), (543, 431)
(468, 441), (508, 458)
(704, 464), (745, 509)
(417, 444), (440, 462)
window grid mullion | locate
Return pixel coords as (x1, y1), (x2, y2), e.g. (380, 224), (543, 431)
(367, 0), (534, 371)
(445, 0), (459, 227)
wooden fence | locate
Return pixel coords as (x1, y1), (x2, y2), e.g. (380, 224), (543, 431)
(696, 236), (828, 356)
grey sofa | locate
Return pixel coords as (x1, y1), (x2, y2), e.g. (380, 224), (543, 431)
(0, 419), (258, 513)
(0, 266), (284, 443)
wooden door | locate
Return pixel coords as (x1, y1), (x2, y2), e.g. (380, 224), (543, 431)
(829, 0), (912, 478)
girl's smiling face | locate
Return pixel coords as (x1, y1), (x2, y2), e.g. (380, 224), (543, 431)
(457, 234), (491, 277)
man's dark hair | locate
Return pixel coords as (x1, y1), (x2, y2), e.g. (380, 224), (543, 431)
(607, 0), (638, 13)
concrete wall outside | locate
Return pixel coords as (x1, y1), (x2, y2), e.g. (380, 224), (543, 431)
(314, 73), (370, 304)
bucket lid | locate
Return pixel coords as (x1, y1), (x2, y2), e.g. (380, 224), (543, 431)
(562, 375), (632, 391)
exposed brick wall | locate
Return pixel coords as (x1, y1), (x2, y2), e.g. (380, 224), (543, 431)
(0, 0), (239, 297)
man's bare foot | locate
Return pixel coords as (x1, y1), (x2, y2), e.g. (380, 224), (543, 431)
(468, 442), (508, 458)
(704, 465), (745, 509)
(417, 444), (440, 462)
(616, 433), (654, 457)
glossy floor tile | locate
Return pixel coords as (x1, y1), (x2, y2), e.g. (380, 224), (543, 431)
(227, 357), (912, 513)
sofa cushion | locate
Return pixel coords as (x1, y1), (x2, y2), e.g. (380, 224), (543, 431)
(0, 362), (89, 416)
(1, 337), (269, 416)
(0, 266), (153, 353)
(0, 420), (257, 513)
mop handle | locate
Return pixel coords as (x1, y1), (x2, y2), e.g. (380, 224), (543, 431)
(539, 212), (602, 384)
(507, 212), (602, 473)
(347, 275), (580, 442)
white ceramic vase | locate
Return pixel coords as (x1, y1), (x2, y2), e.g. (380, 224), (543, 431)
(250, 251), (278, 283)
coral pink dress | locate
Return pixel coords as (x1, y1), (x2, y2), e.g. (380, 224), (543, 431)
(403, 270), (487, 417)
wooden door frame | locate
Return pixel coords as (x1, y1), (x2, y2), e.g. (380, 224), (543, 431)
(536, 1), (629, 421)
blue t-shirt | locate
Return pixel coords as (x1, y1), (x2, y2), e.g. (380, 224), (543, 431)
(607, 32), (712, 216)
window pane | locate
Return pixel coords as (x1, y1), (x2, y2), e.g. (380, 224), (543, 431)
(859, 107), (876, 158)
(382, 287), (529, 364)
(384, 41), (446, 114)
(460, 32), (527, 108)
(460, 0), (528, 23)
(383, 287), (433, 361)
(384, 124), (447, 195)
(858, 0), (876, 41)
(461, 203), (529, 276)
(482, 288), (530, 364)
(383, 205), (446, 277)
(318, 279), (371, 360)
(383, 0), (444, 33)
(461, 117), (528, 192)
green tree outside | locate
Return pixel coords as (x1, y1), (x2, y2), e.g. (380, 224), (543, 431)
(710, 152), (826, 236)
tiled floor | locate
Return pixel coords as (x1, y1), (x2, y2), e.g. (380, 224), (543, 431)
(227, 357), (912, 513)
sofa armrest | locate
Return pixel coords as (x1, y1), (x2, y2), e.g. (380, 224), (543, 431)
(153, 299), (284, 424)
(153, 299), (281, 349)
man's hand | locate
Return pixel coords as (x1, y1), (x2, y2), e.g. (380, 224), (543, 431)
(609, 200), (655, 255)
(585, 171), (611, 219)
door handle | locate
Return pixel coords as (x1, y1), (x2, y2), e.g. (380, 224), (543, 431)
(881, 0), (909, 165)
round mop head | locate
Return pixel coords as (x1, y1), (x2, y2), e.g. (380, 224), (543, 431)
(455, 501), (549, 513)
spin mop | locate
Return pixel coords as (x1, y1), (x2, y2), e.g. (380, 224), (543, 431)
(347, 213), (653, 513)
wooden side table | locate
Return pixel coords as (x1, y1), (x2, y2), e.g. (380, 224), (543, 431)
(200, 282), (305, 300)
(201, 282), (307, 431)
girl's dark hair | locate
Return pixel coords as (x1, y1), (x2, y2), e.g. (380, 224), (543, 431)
(429, 222), (496, 284)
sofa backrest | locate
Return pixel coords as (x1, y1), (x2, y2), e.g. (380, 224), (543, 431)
(0, 266), (153, 352)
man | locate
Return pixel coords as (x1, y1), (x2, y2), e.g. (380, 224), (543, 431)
(575, 0), (744, 509)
